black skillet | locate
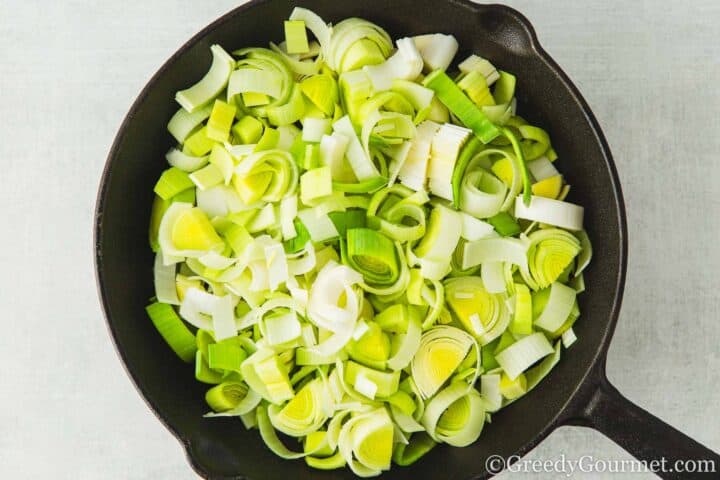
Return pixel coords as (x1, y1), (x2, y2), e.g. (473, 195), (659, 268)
(94, 1), (720, 478)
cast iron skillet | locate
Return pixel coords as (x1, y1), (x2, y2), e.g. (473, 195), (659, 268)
(94, 1), (720, 478)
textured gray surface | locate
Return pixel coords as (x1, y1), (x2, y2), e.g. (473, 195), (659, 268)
(0, 0), (718, 478)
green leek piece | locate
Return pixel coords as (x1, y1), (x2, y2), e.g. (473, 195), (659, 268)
(510, 283), (533, 335)
(233, 150), (298, 204)
(241, 348), (295, 404)
(242, 92), (270, 106)
(301, 166), (333, 204)
(167, 103), (213, 144)
(255, 127), (280, 152)
(421, 381), (486, 447)
(392, 432), (436, 466)
(170, 207), (224, 251)
(305, 431), (335, 458)
(501, 126), (532, 206)
(233, 115), (264, 144)
(344, 361), (400, 398)
(176, 44), (234, 112)
(451, 136), (482, 207)
(499, 372), (527, 400)
(518, 125), (551, 161)
(525, 228), (582, 289)
(207, 99), (237, 142)
(493, 71), (516, 105)
(346, 321), (391, 370)
(269, 378), (327, 436)
(205, 381), (249, 412)
(149, 195), (169, 251)
(145, 302), (197, 362)
(284, 20), (310, 54)
(344, 228), (399, 286)
(166, 148), (209, 173)
(458, 70), (495, 107)
(195, 350), (223, 384)
(154, 167), (194, 200)
(183, 126), (216, 157)
(267, 83), (307, 126)
(328, 209), (367, 237)
(423, 70), (500, 143)
(326, 18), (393, 73)
(208, 342), (248, 371)
(300, 74), (338, 117)
(444, 276), (509, 345)
(487, 211), (521, 236)
(411, 326), (477, 399)
(284, 219), (311, 254)
(306, 451), (347, 470)
(189, 163), (224, 190)
(366, 185), (427, 242)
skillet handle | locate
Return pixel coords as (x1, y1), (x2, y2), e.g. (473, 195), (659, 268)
(568, 372), (720, 478)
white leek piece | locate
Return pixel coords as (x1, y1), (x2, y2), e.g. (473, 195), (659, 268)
(495, 332), (554, 380)
(364, 38), (424, 92)
(428, 123), (472, 201)
(412, 34), (459, 72)
(514, 195), (584, 231)
(176, 45), (234, 112)
(398, 120), (440, 191)
(534, 282), (577, 332)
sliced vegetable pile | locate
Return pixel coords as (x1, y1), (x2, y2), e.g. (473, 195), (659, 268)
(147, 7), (592, 477)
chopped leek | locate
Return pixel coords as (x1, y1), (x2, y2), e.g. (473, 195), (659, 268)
(148, 10), (594, 475)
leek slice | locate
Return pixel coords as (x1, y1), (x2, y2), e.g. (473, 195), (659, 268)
(166, 148), (208, 173)
(344, 228), (399, 286)
(233, 149), (298, 203)
(458, 55), (500, 85)
(423, 70), (500, 143)
(145, 302), (197, 362)
(393, 432), (436, 466)
(411, 325), (477, 399)
(495, 332), (554, 380)
(289, 8), (331, 53)
(154, 167), (195, 200)
(422, 382), (485, 447)
(338, 407), (394, 476)
(514, 195), (584, 231)
(444, 276), (510, 345)
(525, 228), (581, 289)
(333, 115), (383, 182)
(398, 120), (440, 191)
(284, 20), (310, 54)
(412, 34), (458, 72)
(412, 205), (462, 280)
(241, 348), (294, 404)
(326, 18), (393, 73)
(364, 38), (424, 92)
(268, 378), (327, 436)
(428, 123), (471, 201)
(574, 230), (593, 277)
(176, 45), (234, 112)
(167, 102), (214, 144)
(533, 282), (577, 332)
(301, 74), (338, 117)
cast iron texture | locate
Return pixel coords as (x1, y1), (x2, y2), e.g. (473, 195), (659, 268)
(95, 1), (719, 478)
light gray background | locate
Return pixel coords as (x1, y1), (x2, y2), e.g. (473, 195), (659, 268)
(0, 0), (718, 478)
